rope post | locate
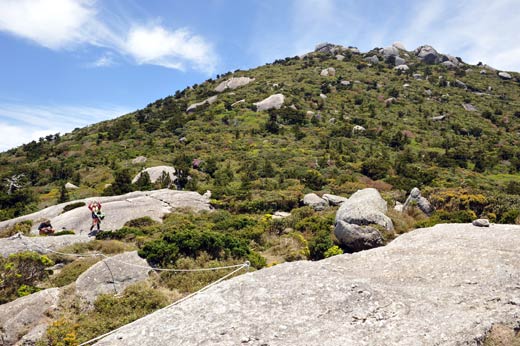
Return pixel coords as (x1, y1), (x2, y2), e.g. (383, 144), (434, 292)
(245, 260), (251, 272)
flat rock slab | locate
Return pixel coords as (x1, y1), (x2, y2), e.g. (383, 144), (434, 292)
(94, 223), (520, 346)
(0, 288), (60, 345)
(76, 251), (152, 306)
(0, 189), (212, 235)
(0, 234), (90, 257)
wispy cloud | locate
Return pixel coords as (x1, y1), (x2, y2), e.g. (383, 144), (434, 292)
(0, 0), (217, 73)
(0, 103), (132, 152)
(90, 52), (115, 67)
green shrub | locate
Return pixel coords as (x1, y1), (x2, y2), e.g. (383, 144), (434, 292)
(415, 210), (477, 228)
(49, 257), (100, 287)
(53, 230), (76, 236)
(139, 229), (265, 269)
(324, 245), (344, 258)
(0, 220), (32, 238)
(308, 230), (333, 260)
(0, 251), (54, 304)
(62, 201), (86, 213)
(124, 216), (158, 228)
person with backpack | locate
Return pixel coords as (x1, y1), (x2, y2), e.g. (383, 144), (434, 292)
(38, 219), (55, 235)
(88, 201), (104, 233)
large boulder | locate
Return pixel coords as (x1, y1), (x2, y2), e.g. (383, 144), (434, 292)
(364, 55), (379, 64)
(314, 42), (337, 54)
(254, 94), (285, 112)
(0, 288), (60, 345)
(392, 41), (407, 50)
(498, 71), (512, 80)
(214, 77), (254, 92)
(75, 251), (152, 306)
(92, 224), (520, 346)
(132, 166), (176, 184)
(0, 189), (213, 236)
(65, 182), (79, 190)
(320, 67), (336, 77)
(335, 188), (394, 231)
(414, 45), (441, 64)
(334, 221), (384, 251)
(302, 193), (328, 211)
(380, 46), (400, 58)
(131, 156), (147, 165)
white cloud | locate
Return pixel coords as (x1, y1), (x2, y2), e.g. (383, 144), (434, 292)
(123, 26), (216, 73)
(0, 103), (131, 152)
(0, 0), (96, 49)
(0, 0), (217, 72)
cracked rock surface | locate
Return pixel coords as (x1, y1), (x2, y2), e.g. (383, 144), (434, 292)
(0, 189), (212, 236)
(94, 223), (520, 346)
(76, 251), (152, 306)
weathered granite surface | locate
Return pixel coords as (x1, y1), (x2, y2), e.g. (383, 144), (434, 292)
(0, 189), (212, 235)
(94, 223), (520, 346)
(75, 251), (152, 306)
(0, 288), (60, 346)
(0, 234), (90, 257)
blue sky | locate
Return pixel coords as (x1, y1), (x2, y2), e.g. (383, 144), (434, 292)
(1, 0), (519, 151)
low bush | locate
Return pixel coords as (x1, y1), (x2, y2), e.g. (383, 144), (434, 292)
(62, 201), (86, 213)
(49, 257), (100, 287)
(0, 220), (32, 238)
(0, 251), (53, 304)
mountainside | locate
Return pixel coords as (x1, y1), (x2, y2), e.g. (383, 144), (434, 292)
(1, 42), (520, 345)
(1, 42), (520, 224)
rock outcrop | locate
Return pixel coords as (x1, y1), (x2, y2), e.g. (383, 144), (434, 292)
(254, 94), (285, 112)
(0, 189), (212, 236)
(186, 95), (218, 113)
(0, 233), (91, 257)
(215, 77), (254, 92)
(0, 288), (60, 345)
(322, 193), (347, 206)
(93, 223), (520, 346)
(402, 187), (434, 216)
(75, 251), (152, 306)
(414, 45), (441, 64)
(302, 193), (328, 211)
(131, 166), (176, 184)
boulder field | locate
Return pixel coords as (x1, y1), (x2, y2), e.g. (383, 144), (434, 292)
(93, 223), (520, 346)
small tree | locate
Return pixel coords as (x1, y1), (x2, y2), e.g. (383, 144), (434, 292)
(135, 171), (152, 191)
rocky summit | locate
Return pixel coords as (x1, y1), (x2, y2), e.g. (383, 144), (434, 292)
(94, 223), (520, 346)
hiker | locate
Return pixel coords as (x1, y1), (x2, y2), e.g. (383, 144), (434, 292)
(88, 201), (103, 232)
(38, 219), (55, 236)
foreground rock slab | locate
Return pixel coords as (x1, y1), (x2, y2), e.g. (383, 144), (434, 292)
(0, 288), (60, 345)
(94, 223), (520, 346)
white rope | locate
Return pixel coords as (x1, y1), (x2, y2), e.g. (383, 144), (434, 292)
(98, 253), (247, 272)
(78, 262), (249, 346)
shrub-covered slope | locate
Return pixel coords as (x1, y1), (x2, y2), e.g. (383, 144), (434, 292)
(1, 42), (519, 222)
